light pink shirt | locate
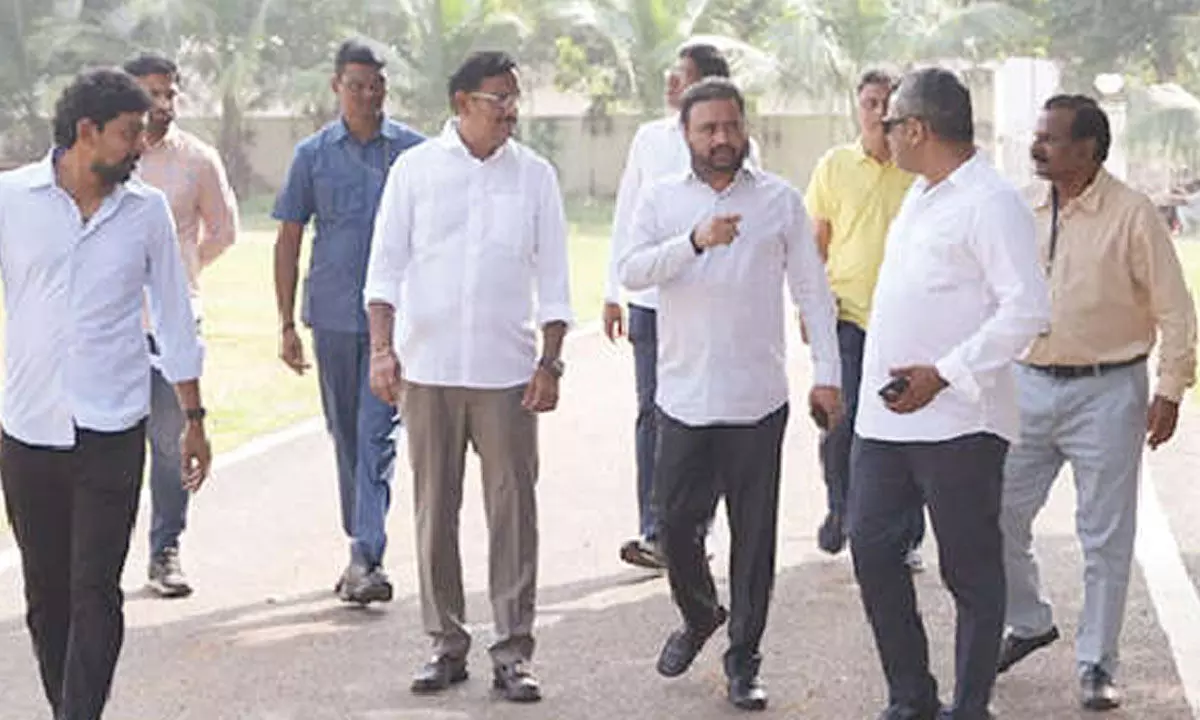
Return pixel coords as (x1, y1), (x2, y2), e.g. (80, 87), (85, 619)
(136, 126), (238, 321)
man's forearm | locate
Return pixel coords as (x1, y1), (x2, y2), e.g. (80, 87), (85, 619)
(540, 321), (567, 360)
(273, 224), (302, 327)
(368, 301), (396, 353)
(174, 379), (204, 414)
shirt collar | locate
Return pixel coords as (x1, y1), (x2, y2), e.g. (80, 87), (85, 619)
(145, 124), (181, 152)
(913, 150), (982, 195)
(686, 162), (759, 190)
(854, 139), (894, 168)
(24, 147), (145, 199)
(1035, 168), (1111, 214)
(329, 115), (395, 144)
(436, 117), (511, 161)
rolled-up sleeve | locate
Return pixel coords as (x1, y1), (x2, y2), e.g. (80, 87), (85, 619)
(936, 190), (1050, 400)
(534, 163), (573, 326)
(364, 157), (414, 310)
(784, 191), (840, 388)
(145, 195), (204, 383)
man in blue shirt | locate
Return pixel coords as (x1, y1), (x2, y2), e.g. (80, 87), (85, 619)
(272, 39), (424, 604)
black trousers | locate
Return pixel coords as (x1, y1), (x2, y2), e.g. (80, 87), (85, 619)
(1, 423), (147, 720)
(848, 432), (1008, 720)
(656, 404), (788, 678)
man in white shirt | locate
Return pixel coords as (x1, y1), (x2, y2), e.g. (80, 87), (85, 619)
(0, 69), (210, 720)
(363, 51), (570, 704)
(124, 52), (240, 599)
(603, 43), (759, 570)
(619, 78), (841, 712)
(850, 68), (1050, 720)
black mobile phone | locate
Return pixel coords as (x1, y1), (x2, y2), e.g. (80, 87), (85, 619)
(810, 404), (829, 431)
(879, 376), (910, 402)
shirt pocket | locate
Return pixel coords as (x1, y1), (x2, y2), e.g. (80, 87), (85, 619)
(484, 185), (533, 259)
(313, 171), (367, 224)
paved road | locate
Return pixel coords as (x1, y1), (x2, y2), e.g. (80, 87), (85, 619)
(0, 330), (1197, 719)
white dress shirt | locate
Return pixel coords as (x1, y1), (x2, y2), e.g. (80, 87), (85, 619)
(618, 167), (839, 425)
(0, 152), (204, 448)
(605, 115), (761, 310)
(364, 119), (573, 389)
(856, 153), (1050, 444)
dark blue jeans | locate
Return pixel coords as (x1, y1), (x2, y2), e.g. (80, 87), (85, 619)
(821, 321), (924, 548)
(628, 304), (659, 540)
(312, 329), (399, 568)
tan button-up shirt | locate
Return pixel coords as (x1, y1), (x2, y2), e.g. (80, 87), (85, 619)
(136, 126), (238, 317)
(1023, 169), (1197, 401)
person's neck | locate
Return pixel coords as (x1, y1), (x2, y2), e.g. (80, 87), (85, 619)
(55, 149), (114, 215)
(457, 127), (503, 161)
(344, 113), (382, 143)
(923, 144), (976, 187)
(146, 124), (170, 146)
(1052, 165), (1101, 204)
(695, 164), (737, 193)
(862, 133), (890, 163)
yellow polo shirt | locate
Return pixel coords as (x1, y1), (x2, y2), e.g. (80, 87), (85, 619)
(804, 143), (914, 329)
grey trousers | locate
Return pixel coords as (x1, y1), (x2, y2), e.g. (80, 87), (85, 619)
(1001, 361), (1148, 678)
(404, 383), (539, 667)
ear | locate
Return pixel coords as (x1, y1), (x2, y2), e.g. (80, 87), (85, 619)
(452, 90), (467, 116)
(75, 117), (99, 146)
(330, 74), (340, 95)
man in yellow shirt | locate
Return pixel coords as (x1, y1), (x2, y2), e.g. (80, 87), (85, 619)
(804, 70), (924, 564)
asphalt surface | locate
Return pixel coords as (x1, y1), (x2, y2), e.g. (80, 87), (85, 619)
(0, 329), (1196, 719)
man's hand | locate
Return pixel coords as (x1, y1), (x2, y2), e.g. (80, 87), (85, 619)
(180, 421), (212, 492)
(809, 385), (843, 431)
(693, 214), (742, 250)
(884, 365), (948, 414)
(603, 302), (626, 342)
(1147, 395), (1180, 450)
(369, 347), (404, 405)
(522, 367), (560, 413)
(279, 325), (310, 375)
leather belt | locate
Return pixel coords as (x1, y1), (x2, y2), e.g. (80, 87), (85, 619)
(1023, 354), (1147, 379)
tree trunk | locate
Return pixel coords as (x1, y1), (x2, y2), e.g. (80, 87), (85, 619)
(217, 90), (252, 198)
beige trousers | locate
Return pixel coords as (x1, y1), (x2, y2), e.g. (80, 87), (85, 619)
(404, 383), (539, 666)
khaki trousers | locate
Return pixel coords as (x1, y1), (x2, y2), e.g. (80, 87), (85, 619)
(404, 383), (539, 666)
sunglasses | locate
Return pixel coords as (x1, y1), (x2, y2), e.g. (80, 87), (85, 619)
(882, 115), (918, 133)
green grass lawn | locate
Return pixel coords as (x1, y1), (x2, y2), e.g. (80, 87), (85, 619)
(0, 198), (615, 456)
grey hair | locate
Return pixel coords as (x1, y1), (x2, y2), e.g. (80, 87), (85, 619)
(898, 67), (973, 143)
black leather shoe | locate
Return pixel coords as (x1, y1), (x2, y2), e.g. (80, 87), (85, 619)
(936, 708), (995, 720)
(996, 626), (1060, 673)
(876, 704), (940, 720)
(656, 606), (729, 677)
(1080, 665), (1120, 711)
(817, 512), (846, 554)
(728, 675), (768, 711)
(410, 656), (468, 694)
(493, 661), (542, 703)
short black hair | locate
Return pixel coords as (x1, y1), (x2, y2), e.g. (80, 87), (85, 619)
(857, 69), (896, 94)
(898, 67), (973, 143)
(335, 39), (386, 75)
(122, 52), (179, 82)
(679, 43), (730, 79)
(53, 68), (152, 148)
(680, 77), (745, 127)
(1043, 94), (1111, 163)
(448, 51), (518, 108)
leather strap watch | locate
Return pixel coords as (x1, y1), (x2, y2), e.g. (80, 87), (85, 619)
(184, 407), (207, 423)
(538, 357), (564, 378)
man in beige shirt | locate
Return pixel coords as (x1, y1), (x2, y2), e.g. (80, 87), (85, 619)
(997, 95), (1197, 712)
(125, 53), (239, 598)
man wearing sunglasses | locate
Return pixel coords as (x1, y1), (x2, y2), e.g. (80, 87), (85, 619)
(851, 68), (1050, 720)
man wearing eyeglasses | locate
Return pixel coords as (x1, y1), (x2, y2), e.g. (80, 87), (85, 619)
(364, 50), (571, 703)
(852, 68), (1050, 720)
(273, 38), (424, 605)
(804, 69), (925, 569)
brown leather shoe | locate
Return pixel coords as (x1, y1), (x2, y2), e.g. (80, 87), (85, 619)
(1080, 665), (1120, 711)
(493, 661), (541, 703)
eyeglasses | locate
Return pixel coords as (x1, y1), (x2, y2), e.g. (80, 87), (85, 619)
(470, 91), (521, 110)
(882, 115), (917, 134)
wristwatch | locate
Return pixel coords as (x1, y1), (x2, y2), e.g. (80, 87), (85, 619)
(184, 407), (207, 423)
(538, 357), (565, 378)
